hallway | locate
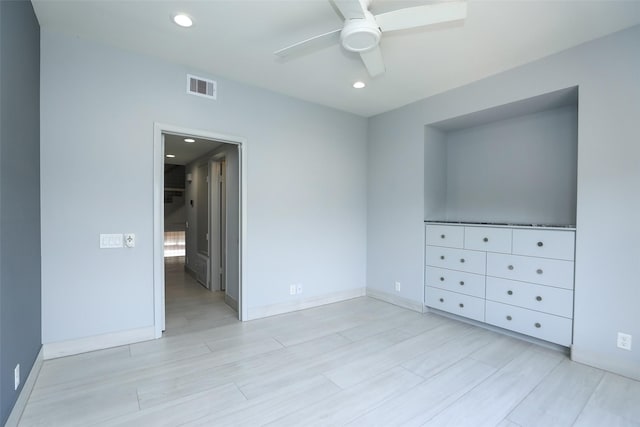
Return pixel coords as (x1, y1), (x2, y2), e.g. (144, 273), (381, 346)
(164, 257), (239, 336)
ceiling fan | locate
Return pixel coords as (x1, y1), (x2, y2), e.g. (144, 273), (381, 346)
(274, 0), (468, 78)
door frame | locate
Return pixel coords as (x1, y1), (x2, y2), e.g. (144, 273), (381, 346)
(209, 156), (227, 293)
(153, 123), (247, 338)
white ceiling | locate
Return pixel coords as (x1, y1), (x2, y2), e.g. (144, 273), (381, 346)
(164, 133), (222, 166)
(32, 0), (640, 117)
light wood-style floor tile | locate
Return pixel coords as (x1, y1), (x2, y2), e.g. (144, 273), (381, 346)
(348, 357), (497, 427)
(265, 367), (424, 426)
(424, 347), (564, 426)
(573, 372), (640, 426)
(507, 359), (604, 427)
(17, 258), (640, 427)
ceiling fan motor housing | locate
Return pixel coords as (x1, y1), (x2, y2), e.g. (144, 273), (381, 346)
(340, 11), (381, 52)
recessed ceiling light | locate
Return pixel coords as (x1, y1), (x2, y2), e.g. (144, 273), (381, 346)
(184, 138), (195, 143)
(173, 14), (193, 28)
(353, 81), (366, 89)
(166, 154), (176, 158)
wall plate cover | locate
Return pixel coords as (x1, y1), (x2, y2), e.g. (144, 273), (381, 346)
(124, 233), (135, 248)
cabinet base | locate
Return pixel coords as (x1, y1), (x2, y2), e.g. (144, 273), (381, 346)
(425, 306), (570, 355)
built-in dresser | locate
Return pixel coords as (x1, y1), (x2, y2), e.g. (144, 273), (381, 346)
(425, 222), (575, 346)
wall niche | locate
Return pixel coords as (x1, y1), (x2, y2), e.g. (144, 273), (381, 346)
(424, 87), (578, 227)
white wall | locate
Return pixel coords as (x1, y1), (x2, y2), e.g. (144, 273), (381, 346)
(40, 30), (367, 344)
(443, 105), (577, 225)
(218, 144), (241, 304)
(368, 25), (640, 380)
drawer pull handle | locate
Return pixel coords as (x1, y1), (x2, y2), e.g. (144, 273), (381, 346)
(535, 322), (541, 328)
(459, 281), (465, 286)
(460, 258), (465, 263)
(507, 290), (513, 295)
(439, 298), (444, 303)
(536, 296), (542, 301)
(508, 265), (514, 270)
(483, 237), (489, 242)
(536, 269), (543, 275)
(537, 241), (543, 247)
(506, 315), (512, 321)
(459, 303), (464, 308)
(440, 255), (445, 260)
(440, 277), (445, 282)
(441, 234), (446, 239)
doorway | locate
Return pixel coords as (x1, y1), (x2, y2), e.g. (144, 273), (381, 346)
(153, 124), (247, 338)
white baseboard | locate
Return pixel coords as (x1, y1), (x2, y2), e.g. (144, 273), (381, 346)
(246, 288), (366, 321)
(571, 345), (640, 381)
(366, 289), (425, 313)
(5, 347), (44, 427)
(225, 293), (239, 312)
(42, 326), (156, 360)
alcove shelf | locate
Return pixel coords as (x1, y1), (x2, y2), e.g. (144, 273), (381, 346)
(424, 86), (578, 228)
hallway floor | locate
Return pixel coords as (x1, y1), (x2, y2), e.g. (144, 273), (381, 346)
(163, 256), (239, 337)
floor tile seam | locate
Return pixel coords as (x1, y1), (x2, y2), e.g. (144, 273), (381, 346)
(35, 356), (237, 403)
(399, 335), (496, 379)
(466, 340), (532, 368)
(31, 349), (223, 396)
(336, 331), (358, 343)
(339, 367), (428, 426)
(506, 357), (596, 426)
(501, 355), (564, 424)
(355, 324), (479, 373)
(258, 375), (344, 427)
(414, 358), (501, 426)
(567, 370), (607, 426)
(572, 371), (636, 426)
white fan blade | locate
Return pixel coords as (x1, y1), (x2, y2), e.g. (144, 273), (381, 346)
(360, 46), (385, 77)
(274, 29), (341, 58)
(333, 0), (366, 20)
(375, 2), (467, 32)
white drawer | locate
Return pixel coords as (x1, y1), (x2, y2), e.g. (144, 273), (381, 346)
(464, 227), (512, 253)
(486, 277), (574, 318)
(486, 253), (574, 290)
(426, 246), (486, 274)
(426, 267), (485, 298)
(512, 229), (575, 261)
(485, 301), (573, 346)
(425, 225), (464, 248)
(426, 287), (485, 322)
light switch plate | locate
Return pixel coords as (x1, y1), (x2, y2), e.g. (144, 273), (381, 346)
(100, 234), (123, 249)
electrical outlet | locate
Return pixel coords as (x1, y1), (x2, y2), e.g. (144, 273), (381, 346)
(14, 364), (20, 390)
(289, 285), (296, 295)
(296, 284), (303, 294)
(394, 281), (401, 292)
(617, 332), (632, 350)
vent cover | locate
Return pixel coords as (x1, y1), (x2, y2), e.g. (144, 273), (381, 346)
(187, 74), (217, 100)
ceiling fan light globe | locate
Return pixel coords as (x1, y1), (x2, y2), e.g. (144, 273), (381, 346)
(340, 20), (381, 52)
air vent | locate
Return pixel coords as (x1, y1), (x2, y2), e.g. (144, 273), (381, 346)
(187, 74), (217, 100)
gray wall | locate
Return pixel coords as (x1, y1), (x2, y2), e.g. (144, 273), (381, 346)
(443, 105), (577, 225)
(184, 152), (212, 280)
(40, 30), (367, 343)
(183, 143), (240, 303)
(368, 25), (640, 379)
(0, 0), (42, 423)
